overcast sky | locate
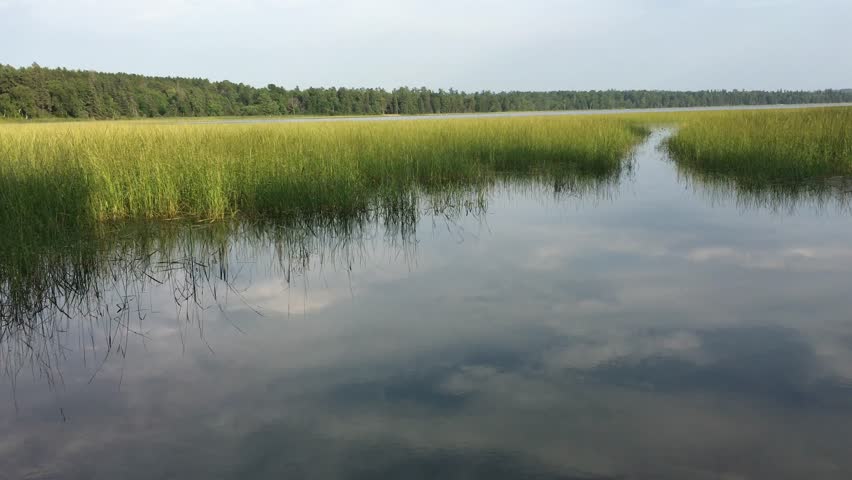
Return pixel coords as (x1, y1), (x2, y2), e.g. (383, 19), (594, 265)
(0, 0), (849, 91)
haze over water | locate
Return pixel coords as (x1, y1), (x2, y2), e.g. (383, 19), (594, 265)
(3, 131), (852, 479)
(187, 103), (852, 125)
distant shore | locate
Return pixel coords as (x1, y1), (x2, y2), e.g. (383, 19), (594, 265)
(181, 102), (852, 125)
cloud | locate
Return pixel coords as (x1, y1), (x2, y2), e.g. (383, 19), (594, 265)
(686, 245), (852, 272)
(541, 331), (704, 370)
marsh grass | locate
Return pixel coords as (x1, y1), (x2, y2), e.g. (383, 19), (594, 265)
(0, 116), (645, 239)
(666, 107), (852, 183)
(3, 107), (851, 385)
(0, 111), (638, 346)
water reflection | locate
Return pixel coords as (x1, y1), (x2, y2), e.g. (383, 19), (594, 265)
(672, 157), (852, 215)
(0, 220), (389, 391)
(1, 174), (626, 390)
(4, 131), (852, 479)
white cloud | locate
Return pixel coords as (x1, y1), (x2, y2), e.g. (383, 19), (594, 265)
(686, 245), (852, 272)
(542, 331), (704, 370)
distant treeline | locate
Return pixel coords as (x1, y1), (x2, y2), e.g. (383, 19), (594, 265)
(2, 63), (851, 119)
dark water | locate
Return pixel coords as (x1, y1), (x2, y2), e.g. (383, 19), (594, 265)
(3, 131), (852, 479)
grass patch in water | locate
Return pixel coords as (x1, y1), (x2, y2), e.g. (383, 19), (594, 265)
(0, 116), (645, 237)
(665, 107), (852, 184)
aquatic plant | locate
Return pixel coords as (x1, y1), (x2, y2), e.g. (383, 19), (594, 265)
(0, 116), (644, 238)
(666, 107), (852, 183)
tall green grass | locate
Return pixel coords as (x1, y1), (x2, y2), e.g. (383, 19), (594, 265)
(1, 115), (645, 331)
(3, 107), (848, 236)
(666, 107), (852, 183)
(0, 116), (645, 237)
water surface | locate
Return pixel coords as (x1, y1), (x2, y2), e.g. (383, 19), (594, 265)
(187, 102), (852, 124)
(3, 131), (852, 479)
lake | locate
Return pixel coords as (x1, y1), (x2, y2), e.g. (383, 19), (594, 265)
(3, 130), (852, 479)
(185, 103), (852, 125)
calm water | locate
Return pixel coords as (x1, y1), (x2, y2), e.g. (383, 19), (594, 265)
(187, 102), (852, 124)
(4, 131), (852, 479)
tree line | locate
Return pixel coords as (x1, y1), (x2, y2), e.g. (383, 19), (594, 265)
(2, 63), (850, 119)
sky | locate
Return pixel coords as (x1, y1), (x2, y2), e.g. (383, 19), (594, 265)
(0, 0), (849, 91)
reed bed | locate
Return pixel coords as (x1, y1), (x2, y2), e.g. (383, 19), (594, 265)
(665, 107), (852, 183)
(0, 116), (644, 237)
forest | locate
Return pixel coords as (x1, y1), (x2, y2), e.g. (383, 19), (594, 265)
(2, 63), (851, 119)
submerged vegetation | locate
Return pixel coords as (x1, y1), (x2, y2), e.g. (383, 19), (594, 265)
(0, 116), (645, 238)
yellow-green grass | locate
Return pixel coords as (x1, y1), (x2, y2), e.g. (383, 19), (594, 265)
(4, 108), (852, 327)
(665, 107), (852, 184)
(0, 116), (645, 237)
(4, 106), (847, 240)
